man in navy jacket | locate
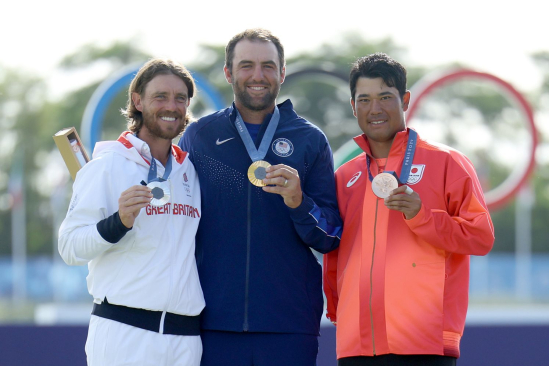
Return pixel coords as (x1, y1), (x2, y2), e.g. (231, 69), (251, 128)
(179, 28), (341, 366)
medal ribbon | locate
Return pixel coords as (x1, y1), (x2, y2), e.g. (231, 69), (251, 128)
(147, 153), (173, 183)
(366, 129), (418, 183)
(234, 106), (280, 162)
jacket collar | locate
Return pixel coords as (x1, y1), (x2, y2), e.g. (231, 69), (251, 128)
(228, 99), (295, 124)
(353, 128), (414, 158)
(117, 131), (187, 165)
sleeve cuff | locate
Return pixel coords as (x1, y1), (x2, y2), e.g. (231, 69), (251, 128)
(96, 211), (132, 244)
(288, 193), (314, 219)
(405, 203), (427, 228)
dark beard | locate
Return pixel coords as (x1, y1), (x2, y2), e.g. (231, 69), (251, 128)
(233, 82), (280, 112)
(142, 111), (185, 140)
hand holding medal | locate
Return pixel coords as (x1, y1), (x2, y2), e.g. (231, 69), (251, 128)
(234, 105), (302, 208)
(368, 129), (421, 219)
(384, 185), (421, 220)
(261, 164), (303, 209)
(118, 185), (154, 228)
(371, 172), (414, 199)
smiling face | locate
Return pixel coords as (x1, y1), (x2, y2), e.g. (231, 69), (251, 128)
(132, 73), (190, 141)
(351, 76), (410, 157)
(224, 39), (285, 115)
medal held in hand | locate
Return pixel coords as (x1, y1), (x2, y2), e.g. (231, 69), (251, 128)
(372, 172), (399, 199)
(148, 180), (171, 207)
(367, 129), (418, 199)
(234, 106), (280, 187)
(146, 152), (173, 207)
(248, 160), (271, 187)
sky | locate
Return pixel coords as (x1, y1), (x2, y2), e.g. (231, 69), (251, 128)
(2, 0), (548, 98)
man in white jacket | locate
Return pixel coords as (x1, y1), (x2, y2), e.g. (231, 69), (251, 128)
(58, 58), (205, 366)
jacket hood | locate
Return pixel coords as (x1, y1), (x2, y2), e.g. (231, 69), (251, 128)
(92, 131), (187, 167)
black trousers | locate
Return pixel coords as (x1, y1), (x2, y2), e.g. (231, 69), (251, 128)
(338, 354), (457, 366)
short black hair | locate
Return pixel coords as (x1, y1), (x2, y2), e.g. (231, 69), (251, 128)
(225, 28), (285, 74)
(349, 53), (407, 100)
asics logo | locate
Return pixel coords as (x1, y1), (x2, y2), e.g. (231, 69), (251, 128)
(216, 137), (235, 145)
(347, 171), (362, 187)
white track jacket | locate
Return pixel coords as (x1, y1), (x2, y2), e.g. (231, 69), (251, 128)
(58, 132), (205, 316)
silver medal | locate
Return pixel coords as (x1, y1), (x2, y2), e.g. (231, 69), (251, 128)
(148, 180), (171, 207)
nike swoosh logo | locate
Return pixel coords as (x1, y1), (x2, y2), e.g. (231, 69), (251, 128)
(216, 137), (235, 145)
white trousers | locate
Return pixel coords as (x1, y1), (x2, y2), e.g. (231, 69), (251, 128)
(85, 315), (202, 366)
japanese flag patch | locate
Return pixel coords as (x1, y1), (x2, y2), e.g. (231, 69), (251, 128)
(406, 164), (425, 185)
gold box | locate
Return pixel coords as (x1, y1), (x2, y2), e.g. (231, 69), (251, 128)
(53, 127), (90, 180)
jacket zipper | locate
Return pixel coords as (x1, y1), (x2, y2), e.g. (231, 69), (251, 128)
(369, 199), (379, 355)
(243, 183), (252, 331)
(162, 192), (175, 334)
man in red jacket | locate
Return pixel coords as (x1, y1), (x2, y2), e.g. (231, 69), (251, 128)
(323, 53), (494, 366)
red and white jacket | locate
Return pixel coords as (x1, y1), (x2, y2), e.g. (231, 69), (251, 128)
(323, 129), (494, 359)
(59, 132), (205, 317)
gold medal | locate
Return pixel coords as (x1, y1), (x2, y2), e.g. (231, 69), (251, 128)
(371, 172), (399, 199)
(247, 160), (271, 187)
(148, 180), (171, 207)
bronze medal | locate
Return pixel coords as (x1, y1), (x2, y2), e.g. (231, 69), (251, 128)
(247, 160), (271, 187)
(371, 172), (399, 199)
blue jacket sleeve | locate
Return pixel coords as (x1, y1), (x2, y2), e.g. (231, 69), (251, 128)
(288, 140), (341, 254)
(178, 123), (195, 157)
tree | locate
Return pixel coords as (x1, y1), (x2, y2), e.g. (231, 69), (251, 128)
(0, 41), (152, 256)
(0, 67), (47, 255)
(2, 34), (549, 259)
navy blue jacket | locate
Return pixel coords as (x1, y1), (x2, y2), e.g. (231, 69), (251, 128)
(179, 100), (341, 335)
